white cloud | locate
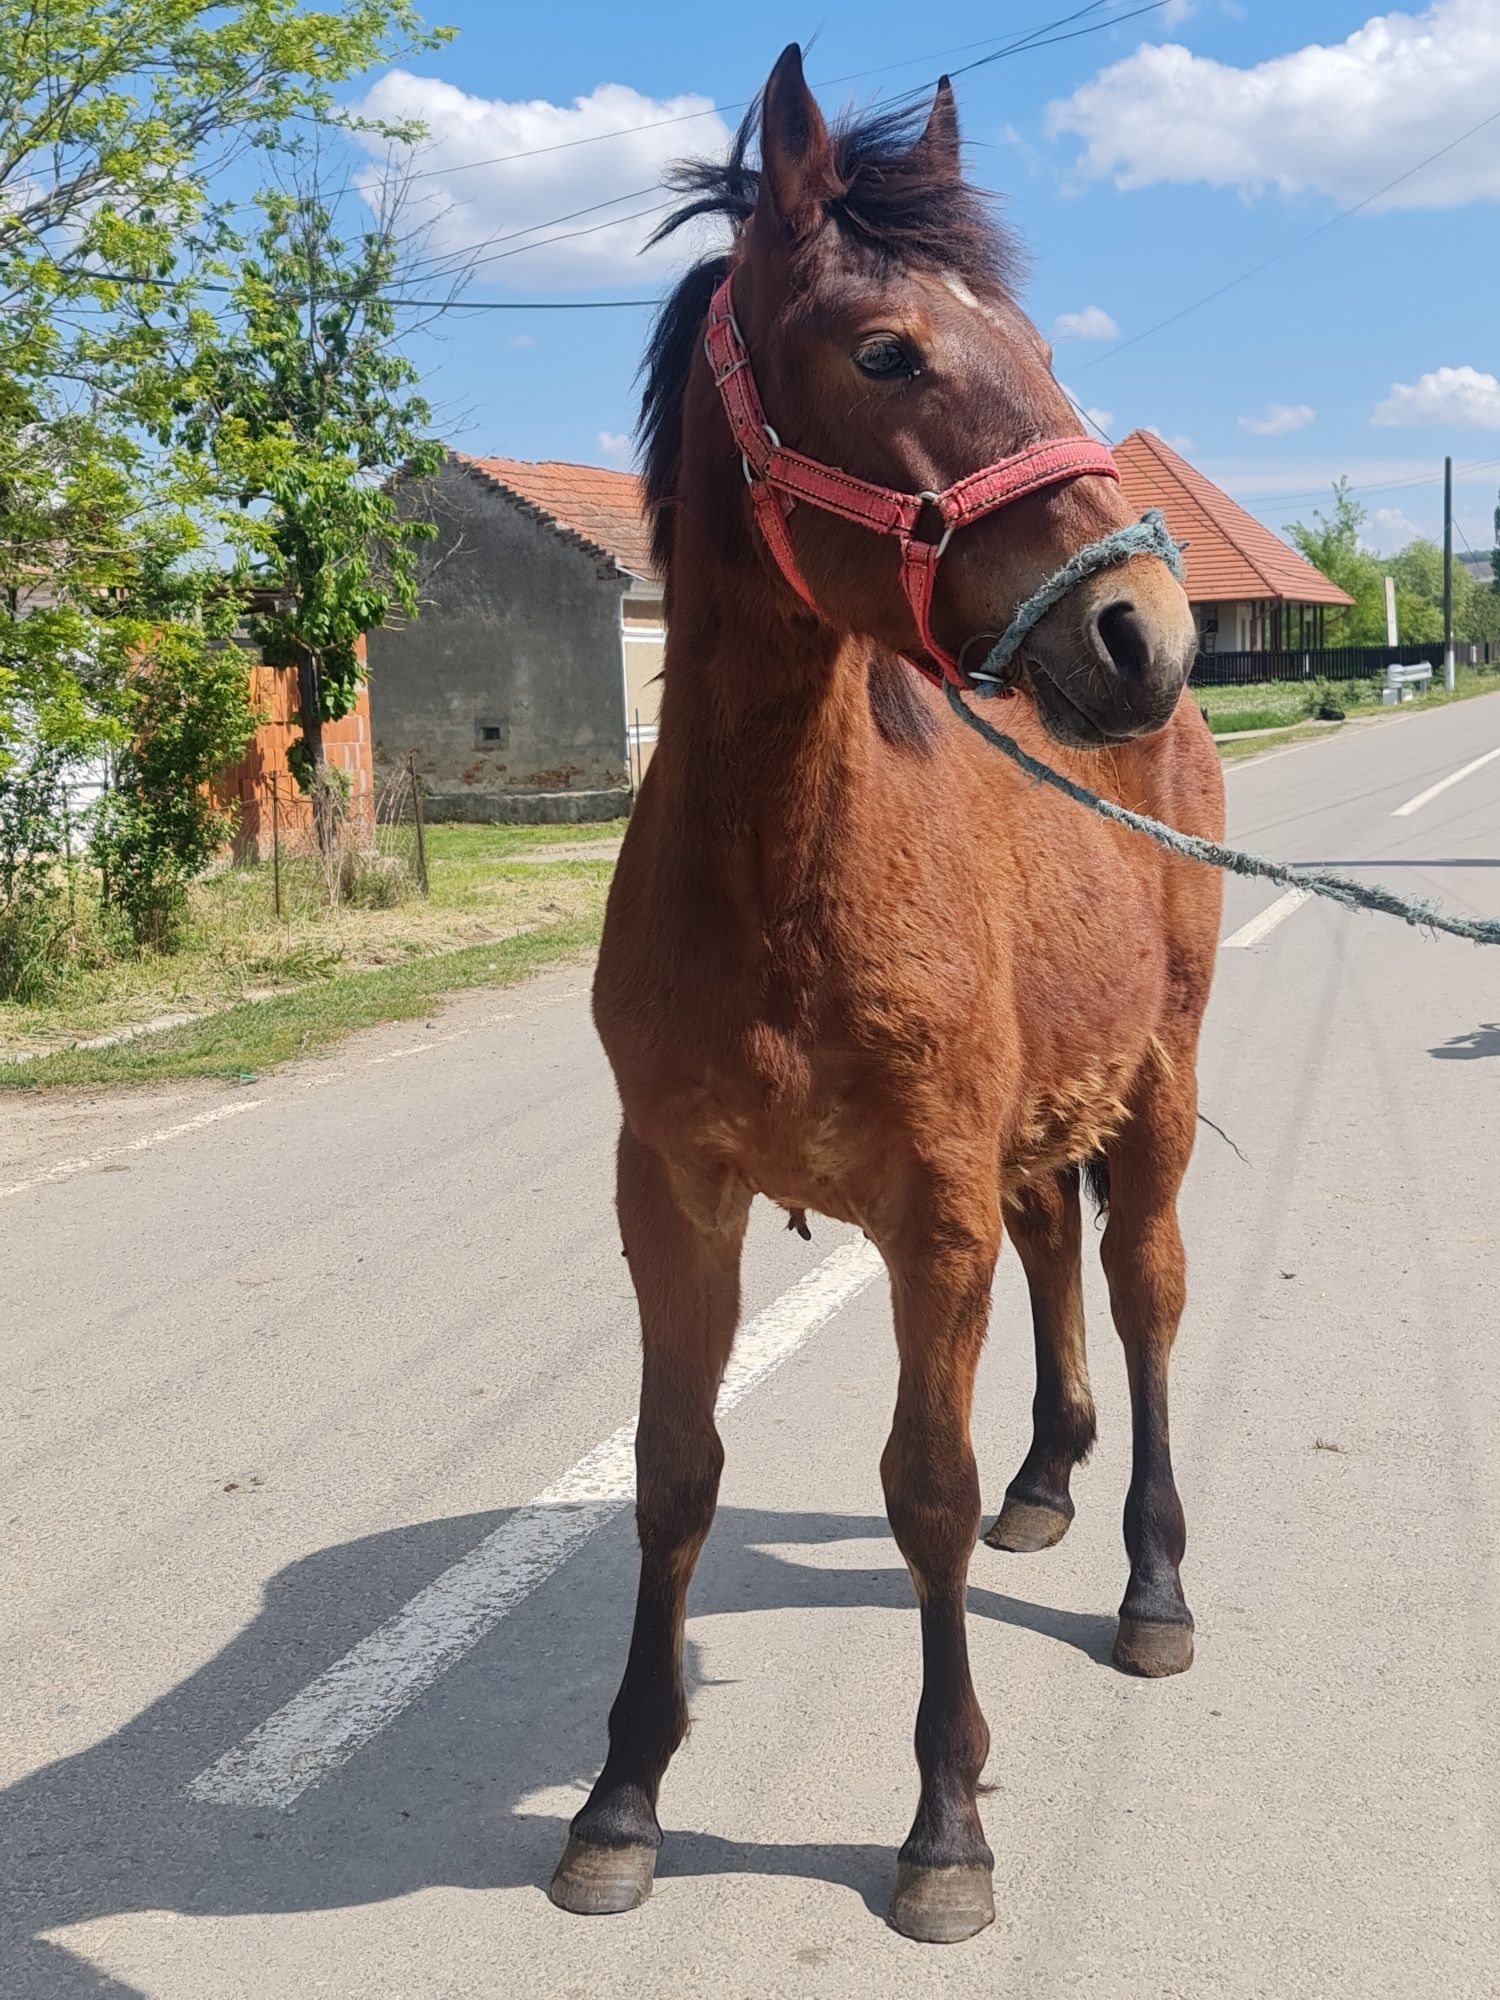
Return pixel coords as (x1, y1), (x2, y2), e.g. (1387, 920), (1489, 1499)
(1371, 365), (1500, 430)
(1365, 506), (1426, 551)
(1140, 424), (1196, 452)
(1053, 304), (1118, 341)
(506, 334), (537, 350)
(351, 73), (732, 288)
(1238, 402), (1316, 437)
(597, 430), (633, 465)
(1046, 0), (1500, 211)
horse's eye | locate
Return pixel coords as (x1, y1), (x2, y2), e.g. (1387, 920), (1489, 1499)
(853, 336), (917, 381)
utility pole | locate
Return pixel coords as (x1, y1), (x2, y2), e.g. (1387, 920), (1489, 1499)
(1443, 454), (1455, 691)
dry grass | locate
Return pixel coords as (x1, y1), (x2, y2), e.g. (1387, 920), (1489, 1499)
(0, 821), (624, 1065)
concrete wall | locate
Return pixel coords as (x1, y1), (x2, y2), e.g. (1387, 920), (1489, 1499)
(1194, 600), (1251, 653)
(366, 461), (630, 822)
(622, 588), (666, 783)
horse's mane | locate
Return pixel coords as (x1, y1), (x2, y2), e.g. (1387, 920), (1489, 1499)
(639, 97), (1021, 578)
(637, 98), (1020, 754)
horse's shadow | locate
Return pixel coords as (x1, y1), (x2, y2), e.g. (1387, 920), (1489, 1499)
(3, 1502), (1114, 1996)
(1429, 1022), (1500, 1060)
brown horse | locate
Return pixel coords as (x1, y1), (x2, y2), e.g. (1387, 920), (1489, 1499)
(550, 46), (1224, 1945)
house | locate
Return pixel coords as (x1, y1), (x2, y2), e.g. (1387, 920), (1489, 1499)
(1113, 430), (1353, 653)
(365, 453), (664, 823)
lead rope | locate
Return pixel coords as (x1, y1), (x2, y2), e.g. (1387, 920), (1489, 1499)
(945, 683), (1500, 947)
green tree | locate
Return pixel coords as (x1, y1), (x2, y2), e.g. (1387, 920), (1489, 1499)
(169, 182), (444, 842)
(0, 0), (446, 929)
(1285, 480), (1385, 644)
(0, 0), (441, 321)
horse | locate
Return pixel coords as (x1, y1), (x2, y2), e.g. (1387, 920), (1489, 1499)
(549, 45), (1224, 1946)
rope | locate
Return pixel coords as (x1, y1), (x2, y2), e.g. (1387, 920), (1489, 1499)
(970, 509), (1185, 692)
(944, 683), (1500, 947)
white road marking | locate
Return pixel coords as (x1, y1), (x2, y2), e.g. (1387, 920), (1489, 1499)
(1221, 888), (1309, 950)
(188, 1237), (884, 1810)
(1391, 744), (1500, 817)
(0, 1099), (265, 1201)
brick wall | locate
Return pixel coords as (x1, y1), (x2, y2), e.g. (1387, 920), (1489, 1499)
(213, 643), (373, 860)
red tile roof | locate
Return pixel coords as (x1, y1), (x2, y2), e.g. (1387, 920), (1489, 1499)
(1113, 430), (1353, 608)
(454, 452), (657, 581)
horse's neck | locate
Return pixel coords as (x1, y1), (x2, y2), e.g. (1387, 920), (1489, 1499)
(654, 578), (879, 862)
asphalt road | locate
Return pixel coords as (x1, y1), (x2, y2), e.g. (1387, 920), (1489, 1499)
(4, 695), (1499, 2000)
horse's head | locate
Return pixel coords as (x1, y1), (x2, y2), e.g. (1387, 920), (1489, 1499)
(649, 46), (1196, 748)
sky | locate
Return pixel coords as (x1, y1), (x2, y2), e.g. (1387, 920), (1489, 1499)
(336, 0), (1500, 558)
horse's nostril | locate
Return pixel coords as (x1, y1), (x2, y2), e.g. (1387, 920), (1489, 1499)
(1093, 600), (1154, 682)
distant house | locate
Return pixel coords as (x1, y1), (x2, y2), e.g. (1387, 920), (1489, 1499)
(1460, 553), (1497, 588)
(1114, 430), (1353, 653)
(365, 453), (663, 823)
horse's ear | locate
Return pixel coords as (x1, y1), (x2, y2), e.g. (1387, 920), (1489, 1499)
(908, 76), (961, 184)
(756, 43), (838, 236)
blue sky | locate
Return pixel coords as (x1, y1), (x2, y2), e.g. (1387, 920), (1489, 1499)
(341, 0), (1500, 555)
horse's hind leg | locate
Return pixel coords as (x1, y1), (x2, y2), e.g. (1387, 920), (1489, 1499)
(1100, 1071), (1197, 1678)
(986, 1167), (1096, 1553)
(550, 1127), (749, 1916)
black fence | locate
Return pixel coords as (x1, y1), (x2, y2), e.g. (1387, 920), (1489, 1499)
(1192, 641), (1495, 687)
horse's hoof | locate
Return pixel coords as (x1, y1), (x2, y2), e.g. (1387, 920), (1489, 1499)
(888, 1862), (996, 1945)
(1113, 1617), (1194, 1678)
(548, 1835), (657, 1915)
(984, 1497), (1072, 1553)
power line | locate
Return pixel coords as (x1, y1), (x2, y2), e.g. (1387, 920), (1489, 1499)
(1242, 456), (1500, 513)
(39, 3), (1153, 311)
(399, 3), (1132, 186)
(389, 3), (1141, 282)
(1073, 105), (1500, 378)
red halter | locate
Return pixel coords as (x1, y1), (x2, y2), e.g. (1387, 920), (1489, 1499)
(703, 271), (1121, 689)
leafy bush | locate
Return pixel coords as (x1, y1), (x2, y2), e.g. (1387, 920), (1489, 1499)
(90, 629), (254, 950)
(0, 747), (76, 1000)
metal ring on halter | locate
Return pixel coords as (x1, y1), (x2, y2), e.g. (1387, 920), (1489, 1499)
(742, 425), (782, 484)
(914, 491), (956, 559)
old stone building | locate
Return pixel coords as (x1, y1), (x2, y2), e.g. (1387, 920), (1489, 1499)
(366, 453), (664, 823)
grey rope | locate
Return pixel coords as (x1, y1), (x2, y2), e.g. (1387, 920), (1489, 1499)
(945, 683), (1500, 947)
(970, 509), (1184, 693)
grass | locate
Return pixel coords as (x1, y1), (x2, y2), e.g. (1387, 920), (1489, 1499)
(0, 819), (624, 1074)
(2, 916), (602, 1090)
(1198, 664), (1498, 737)
(424, 820), (625, 864)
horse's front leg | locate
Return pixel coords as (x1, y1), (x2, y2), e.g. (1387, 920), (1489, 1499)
(878, 1185), (1000, 1945)
(550, 1126), (749, 1916)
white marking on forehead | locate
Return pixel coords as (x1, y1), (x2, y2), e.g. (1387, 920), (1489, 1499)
(940, 272), (984, 311)
(939, 270), (1006, 329)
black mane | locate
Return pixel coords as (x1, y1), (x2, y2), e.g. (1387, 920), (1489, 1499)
(638, 96), (1021, 754)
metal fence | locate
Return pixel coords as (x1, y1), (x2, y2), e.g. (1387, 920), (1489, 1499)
(7, 758), (429, 925)
(262, 756), (428, 921)
(1192, 641), (1496, 687)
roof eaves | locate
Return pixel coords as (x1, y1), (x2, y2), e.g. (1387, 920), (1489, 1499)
(450, 451), (627, 578)
(1124, 431), (1353, 607)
